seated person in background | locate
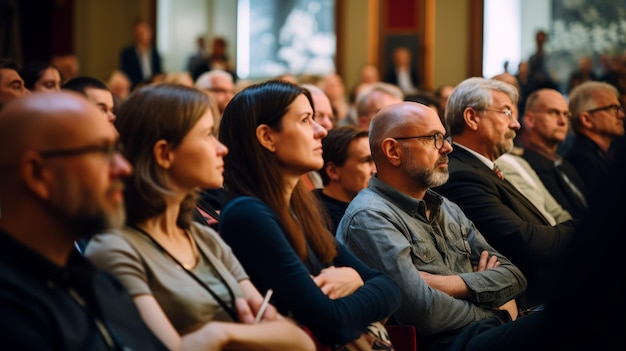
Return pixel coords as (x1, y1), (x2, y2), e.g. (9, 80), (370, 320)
(0, 58), (28, 110)
(434, 77), (578, 310)
(0, 92), (166, 350)
(521, 88), (588, 219)
(336, 101), (527, 351)
(62, 76), (116, 124)
(315, 125), (375, 234)
(565, 81), (625, 194)
(20, 61), (62, 92)
(85, 84), (315, 351)
(495, 152), (572, 225)
(356, 82), (404, 131)
(218, 80), (401, 348)
(300, 83), (336, 190)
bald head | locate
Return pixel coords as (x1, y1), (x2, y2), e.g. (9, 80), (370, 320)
(0, 91), (111, 165)
(370, 102), (442, 164)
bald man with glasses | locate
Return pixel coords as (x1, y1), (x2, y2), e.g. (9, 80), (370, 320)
(565, 81), (625, 193)
(337, 101), (527, 351)
(0, 92), (167, 350)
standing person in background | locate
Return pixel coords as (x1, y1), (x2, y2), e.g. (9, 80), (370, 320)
(218, 80), (401, 348)
(119, 20), (163, 91)
(0, 58), (28, 110)
(384, 47), (419, 96)
(527, 30), (558, 94)
(0, 91), (167, 350)
(85, 84), (316, 351)
(20, 61), (62, 92)
(191, 37), (237, 83)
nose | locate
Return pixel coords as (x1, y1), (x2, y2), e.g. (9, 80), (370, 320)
(313, 120), (328, 138)
(440, 138), (453, 154)
(216, 139), (229, 156)
(111, 153), (133, 177)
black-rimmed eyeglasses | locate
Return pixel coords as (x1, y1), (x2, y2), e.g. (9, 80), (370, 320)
(38, 141), (124, 162)
(586, 104), (624, 116)
(393, 132), (452, 150)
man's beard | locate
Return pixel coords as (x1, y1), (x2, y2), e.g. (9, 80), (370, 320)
(407, 155), (450, 188)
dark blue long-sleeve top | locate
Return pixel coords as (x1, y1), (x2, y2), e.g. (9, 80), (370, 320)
(219, 196), (401, 346)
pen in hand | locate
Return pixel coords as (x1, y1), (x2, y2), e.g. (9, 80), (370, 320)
(254, 289), (273, 324)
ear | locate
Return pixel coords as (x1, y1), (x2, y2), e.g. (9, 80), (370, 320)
(578, 112), (594, 129)
(20, 151), (52, 200)
(325, 161), (339, 182)
(463, 107), (480, 131)
(523, 112), (535, 129)
(153, 139), (174, 169)
(256, 124), (276, 152)
(381, 138), (403, 167)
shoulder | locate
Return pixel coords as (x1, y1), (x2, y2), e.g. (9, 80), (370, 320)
(84, 229), (140, 262)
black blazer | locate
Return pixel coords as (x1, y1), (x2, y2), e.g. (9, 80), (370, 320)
(522, 148), (588, 219)
(434, 146), (578, 308)
(119, 45), (163, 90)
(565, 134), (613, 194)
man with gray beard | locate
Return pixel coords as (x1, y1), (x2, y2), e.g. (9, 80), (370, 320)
(0, 92), (167, 350)
(336, 101), (527, 351)
(433, 77), (578, 312)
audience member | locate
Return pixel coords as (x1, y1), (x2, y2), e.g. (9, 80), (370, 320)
(336, 101), (527, 351)
(106, 69), (132, 107)
(384, 46), (419, 95)
(565, 81), (625, 193)
(319, 73), (350, 125)
(195, 69), (235, 117)
(343, 81), (373, 127)
(85, 84), (316, 351)
(163, 71), (194, 87)
(567, 55), (598, 94)
(0, 59), (28, 109)
(0, 91), (167, 350)
(62, 76), (116, 124)
(521, 88), (588, 218)
(315, 126), (374, 234)
(495, 153), (572, 225)
(20, 61), (62, 92)
(434, 77), (578, 310)
(119, 20), (163, 90)
(218, 80), (401, 348)
(434, 84), (454, 118)
(356, 82), (403, 131)
(51, 54), (80, 83)
(300, 83), (336, 190)
(404, 91), (441, 116)
(358, 64), (380, 84)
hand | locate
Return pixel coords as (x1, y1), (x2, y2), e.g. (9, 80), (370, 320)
(312, 266), (364, 299)
(498, 299), (519, 321)
(473, 250), (500, 272)
(235, 297), (279, 324)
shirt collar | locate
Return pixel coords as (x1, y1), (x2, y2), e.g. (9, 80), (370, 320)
(453, 142), (496, 170)
(369, 175), (443, 219)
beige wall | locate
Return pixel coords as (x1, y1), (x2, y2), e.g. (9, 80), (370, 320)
(339, 0), (374, 92)
(74, 0), (151, 81)
(433, 0), (470, 88)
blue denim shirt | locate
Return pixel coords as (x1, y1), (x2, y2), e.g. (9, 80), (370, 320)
(336, 176), (527, 340)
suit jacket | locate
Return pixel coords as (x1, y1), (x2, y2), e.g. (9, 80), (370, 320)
(434, 146), (578, 309)
(565, 134), (613, 194)
(522, 148), (588, 219)
(119, 45), (163, 90)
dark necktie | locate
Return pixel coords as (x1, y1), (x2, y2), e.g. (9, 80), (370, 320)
(555, 164), (588, 208)
(493, 164), (505, 180)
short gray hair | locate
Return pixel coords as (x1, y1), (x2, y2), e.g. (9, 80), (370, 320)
(355, 82), (404, 116)
(568, 81), (619, 133)
(444, 77), (518, 136)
